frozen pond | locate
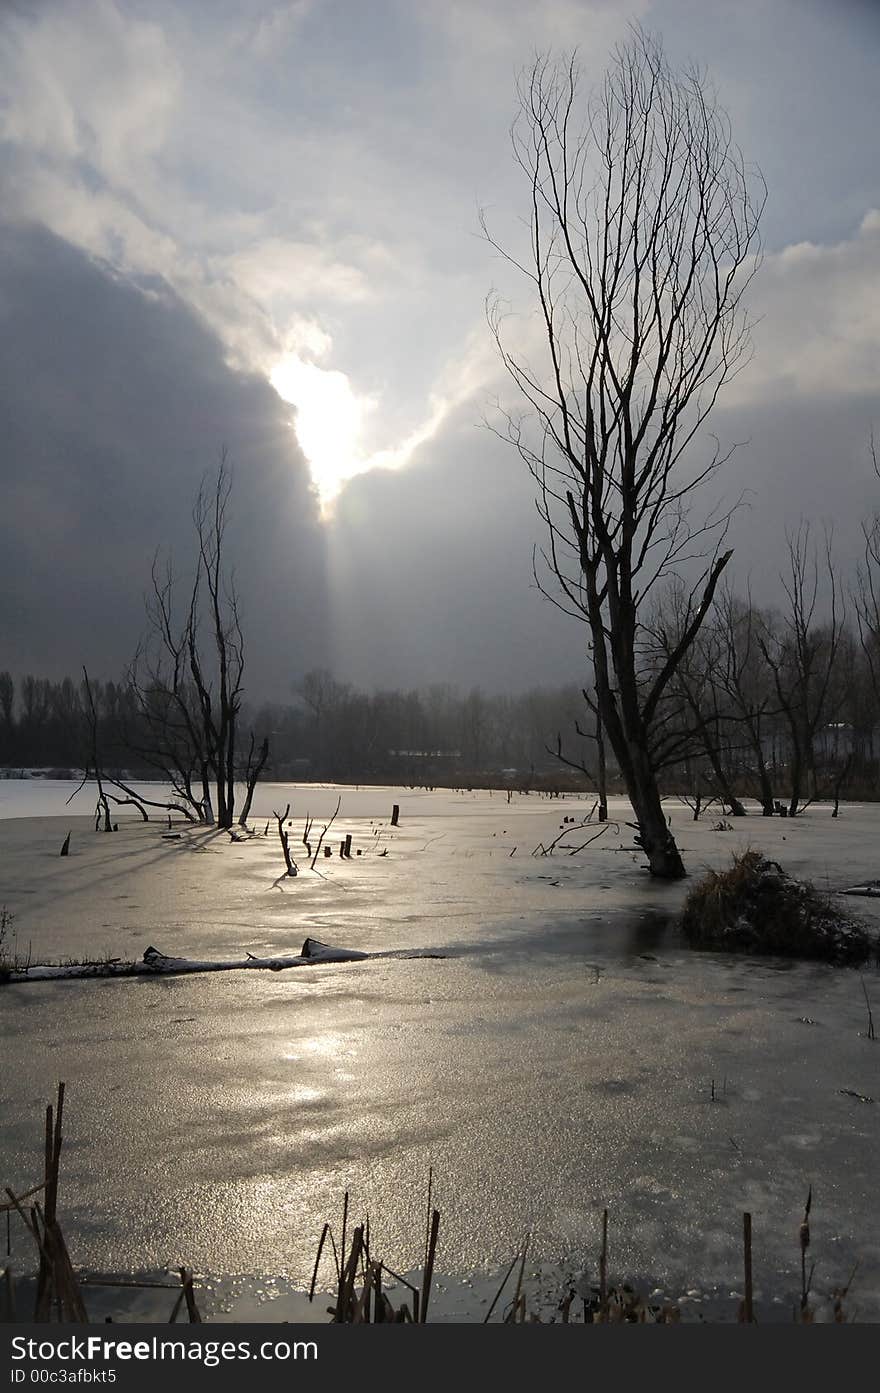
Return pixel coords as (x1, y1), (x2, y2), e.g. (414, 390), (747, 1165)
(1, 781), (879, 1320)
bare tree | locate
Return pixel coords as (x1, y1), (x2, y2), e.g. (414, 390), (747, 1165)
(188, 457), (245, 828)
(855, 436), (880, 742)
(651, 584), (747, 815)
(552, 688), (609, 818)
(487, 28), (764, 875)
(127, 452), (266, 829)
(79, 667), (195, 824)
(757, 524), (845, 816)
(711, 586), (778, 815)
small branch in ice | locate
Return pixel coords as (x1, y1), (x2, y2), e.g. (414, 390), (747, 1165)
(2, 938), (369, 985)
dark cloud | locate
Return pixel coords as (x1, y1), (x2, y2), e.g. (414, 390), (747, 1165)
(716, 391), (879, 597)
(327, 416), (593, 693)
(0, 222), (329, 699)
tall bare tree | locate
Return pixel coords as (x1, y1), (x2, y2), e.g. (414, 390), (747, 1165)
(487, 28), (764, 875)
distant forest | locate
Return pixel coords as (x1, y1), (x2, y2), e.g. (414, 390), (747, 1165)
(2, 570), (880, 811)
(0, 667), (592, 788)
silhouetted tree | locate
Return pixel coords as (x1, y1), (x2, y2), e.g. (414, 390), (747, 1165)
(758, 525), (845, 815)
(127, 452), (266, 828)
(487, 28), (765, 875)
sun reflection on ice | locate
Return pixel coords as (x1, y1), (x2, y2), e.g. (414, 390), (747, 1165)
(282, 1032), (356, 1063)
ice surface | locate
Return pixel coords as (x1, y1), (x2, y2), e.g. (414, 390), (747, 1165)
(1, 781), (879, 1320)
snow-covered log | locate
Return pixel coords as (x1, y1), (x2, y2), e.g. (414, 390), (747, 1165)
(1, 938), (368, 985)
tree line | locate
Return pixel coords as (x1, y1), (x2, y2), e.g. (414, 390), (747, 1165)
(2, 529), (880, 810)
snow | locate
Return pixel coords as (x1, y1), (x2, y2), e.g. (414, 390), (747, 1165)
(2, 938), (370, 983)
(1, 780), (879, 1321)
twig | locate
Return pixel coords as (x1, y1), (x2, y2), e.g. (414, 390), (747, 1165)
(860, 976), (875, 1040)
(311, 797), (341, 869)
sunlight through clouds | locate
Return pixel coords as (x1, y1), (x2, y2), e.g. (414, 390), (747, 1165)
(270, 351), (378, 512)
(270, 329), (498, 515)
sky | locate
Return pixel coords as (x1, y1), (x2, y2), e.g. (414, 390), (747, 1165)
(1, 0), (878, 700)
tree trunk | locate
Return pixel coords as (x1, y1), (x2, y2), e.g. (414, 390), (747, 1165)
(701, 740), (746, 816)
(239, 736), (269, 826)
(631, 770), (686, 878)
(615, 733), (686, 878)
(745, 719), (774, 814)
(788, 728), (804, 816)
(595, 710), (608, 821)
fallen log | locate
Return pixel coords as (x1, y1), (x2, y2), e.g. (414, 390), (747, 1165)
(2, 938), (368, 985)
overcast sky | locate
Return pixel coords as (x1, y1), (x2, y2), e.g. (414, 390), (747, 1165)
(1, 0), (878, 700)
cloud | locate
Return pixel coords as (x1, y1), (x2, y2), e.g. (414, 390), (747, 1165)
(0, 222), (328, 699)
(270, 327), (500, 510)
(226, 237), (379, 311)
(727, 210), (880, 406)
(240, 0), (313, 59)
(0, 0), (179, 180)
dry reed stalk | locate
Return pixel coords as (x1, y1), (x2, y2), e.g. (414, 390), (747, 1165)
(799, 1186), (812, 1314)
(833, 1261), (858, 1323)
(337, 1191), (349, 1314)
(335, 1225), (364, 1322)
(3, 1190), (40, 1246)
(0, 1183), (47, 1214)
(350, 1260), (374, 1323)
(860, 977), (875, 1040)
(483, 1249), (521, 1324)
(80, 1277), (180, 1290)
(742, 1212), (754, 1323)
(510, 1232), (530, 1322)
(309, 1222), (332, 1302)
(379, 1262), (421, 1322)
(372, 1261), (382, 1323)
(167, 1287), (186, 1323)
(32, 1199), (87, 1323)
(420, 1209), (440, 1323)
(50, 1085), (65, 1218)
(46, 1220), (87, 1322)
(33, 1084), (73, 1321)
(423, 1166), (433, 1275)
(179, 1267), (202, 1322)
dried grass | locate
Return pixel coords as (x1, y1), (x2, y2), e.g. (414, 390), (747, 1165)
(681, 850), (878, 964)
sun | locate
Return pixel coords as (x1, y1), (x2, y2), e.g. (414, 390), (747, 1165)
(270, 354), (376, 514)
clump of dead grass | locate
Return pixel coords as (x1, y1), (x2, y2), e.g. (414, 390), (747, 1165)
(681, 850), (878, 965)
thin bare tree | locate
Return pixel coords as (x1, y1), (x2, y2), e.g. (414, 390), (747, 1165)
(711, 586), (778, 815)
(855, 436), (880, 736)
(757, 524), (845, 816)
(126, 452), (267, 829)
(486, 27), (764, 875)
